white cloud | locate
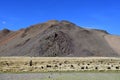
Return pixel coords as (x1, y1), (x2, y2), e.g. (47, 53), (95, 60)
(2, 21), (6, 24)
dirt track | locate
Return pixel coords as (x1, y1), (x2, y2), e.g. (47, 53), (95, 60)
(0, 72), (120, 80)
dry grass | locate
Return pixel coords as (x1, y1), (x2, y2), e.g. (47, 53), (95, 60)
(0, 57), (120, 72)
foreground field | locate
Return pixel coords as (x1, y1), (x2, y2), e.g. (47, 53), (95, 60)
(0, 57), (120, 72)
(0, 72), (120, 80)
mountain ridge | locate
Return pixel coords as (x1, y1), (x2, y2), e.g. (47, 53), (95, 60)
(0, 20), (120, 57)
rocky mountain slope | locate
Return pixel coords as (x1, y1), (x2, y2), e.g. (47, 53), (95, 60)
(0, 20), (120, 57)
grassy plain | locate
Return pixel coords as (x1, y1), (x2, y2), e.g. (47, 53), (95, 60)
(0, 57), (120, 72)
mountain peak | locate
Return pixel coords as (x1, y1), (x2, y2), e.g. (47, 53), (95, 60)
(44, 20), (76, 26)
(0, 20), (120, 57)
(2, 28), (10, 33)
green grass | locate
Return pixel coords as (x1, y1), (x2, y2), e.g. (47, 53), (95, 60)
(1, 72), (120, 80)
(32, 72), (120, 80)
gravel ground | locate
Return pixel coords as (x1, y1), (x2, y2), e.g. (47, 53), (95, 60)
(0, 72), (120, 80)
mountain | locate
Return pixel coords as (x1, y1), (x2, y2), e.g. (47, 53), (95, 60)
(0, 20), (120, 57)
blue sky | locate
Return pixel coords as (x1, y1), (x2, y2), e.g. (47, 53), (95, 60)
(0, 0), (120, 35)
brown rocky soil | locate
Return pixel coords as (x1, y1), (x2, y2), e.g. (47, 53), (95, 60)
(0, 20), (120, 57)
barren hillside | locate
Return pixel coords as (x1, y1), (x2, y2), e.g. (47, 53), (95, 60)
(0, 20), (120, 57)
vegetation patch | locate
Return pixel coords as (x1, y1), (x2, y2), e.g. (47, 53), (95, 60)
(0, 57), (120, 73)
